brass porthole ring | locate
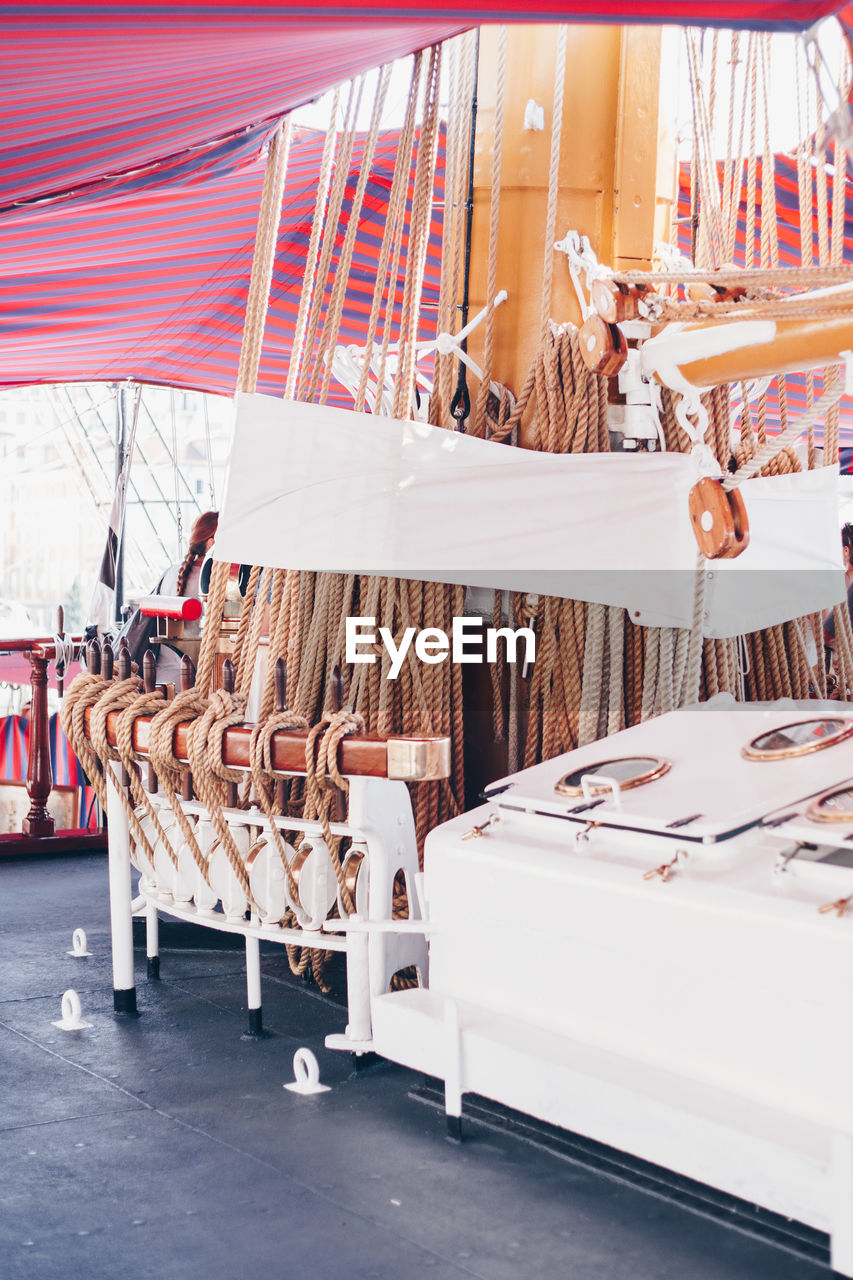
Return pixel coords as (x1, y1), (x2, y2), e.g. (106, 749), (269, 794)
(555, 756), (671, 797)
(742, 718), (853, 762)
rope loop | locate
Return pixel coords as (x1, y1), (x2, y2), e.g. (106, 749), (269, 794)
(303, 709), (366, 917)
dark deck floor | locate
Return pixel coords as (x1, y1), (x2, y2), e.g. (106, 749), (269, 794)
(0, 852), (835, 1279)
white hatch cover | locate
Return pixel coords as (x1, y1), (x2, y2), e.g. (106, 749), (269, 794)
(488, 705), (853, 842)
(760, 781), (853, 850)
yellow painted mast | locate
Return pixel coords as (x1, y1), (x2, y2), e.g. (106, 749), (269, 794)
(465, 23), (676, 421)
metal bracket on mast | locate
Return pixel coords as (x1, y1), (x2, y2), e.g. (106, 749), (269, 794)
(554, 230), (607, 320)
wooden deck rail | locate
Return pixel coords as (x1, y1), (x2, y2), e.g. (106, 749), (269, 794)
(0, 630), (105, 856)
(85, 706), (452, 782)
(0, 626), (449, 860)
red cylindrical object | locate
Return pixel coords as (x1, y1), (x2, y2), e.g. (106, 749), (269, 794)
(139, 595), (202, 621)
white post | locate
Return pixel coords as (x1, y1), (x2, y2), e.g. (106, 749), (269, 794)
(444, 997), (463, 1141)
(244, 931), (264, 1037)
(146, 901), (160, 981)
(106, 762), (137, 1014)
(345, 921), (372, 1044)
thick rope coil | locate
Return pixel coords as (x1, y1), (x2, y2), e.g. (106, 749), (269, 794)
(89, 676), (140, 765)
(147, 688), (213, 876)
(186, 688), (254, 900)
(193, 558), (230, 695)
(232, 564), (262, 689)
(725, 383), (845, 488)
(248, 707), (309, 910)
(88, 675), (167, 870)
(303, 710), (365, 917)
(113, 688), (180, 866)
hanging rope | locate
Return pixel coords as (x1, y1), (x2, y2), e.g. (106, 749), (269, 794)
(316, 64), (393, 407)
(354, 58), (423, 414)
(540, 25), (568, 336)
(393, 44), (443, 421)
(236, 118), (293, 396)
(472, 26), (507, 438)
(285, 88), (342, 401)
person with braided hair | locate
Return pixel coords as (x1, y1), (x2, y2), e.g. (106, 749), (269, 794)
(170, 510), (219, 601)
(117, 510), (218, 686)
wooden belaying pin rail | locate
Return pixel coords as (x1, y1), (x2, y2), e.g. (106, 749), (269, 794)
(84, 707), (451, 782)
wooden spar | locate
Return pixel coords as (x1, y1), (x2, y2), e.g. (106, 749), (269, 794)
(657, 312), (853, 391)
(83, 706), (451, 782)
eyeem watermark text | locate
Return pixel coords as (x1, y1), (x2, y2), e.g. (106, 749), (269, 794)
(346, 616), (536, 680)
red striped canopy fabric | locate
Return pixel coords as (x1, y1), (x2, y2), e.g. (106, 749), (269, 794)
(677, 153), (853, 445)
(0, 124), (444, 401)
(4, 4), (844, 211)
(0, 711), (98, 829)
(1, 2), (849, 415)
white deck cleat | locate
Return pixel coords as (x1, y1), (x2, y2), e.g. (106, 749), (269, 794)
(52, 989), (92, 1031)
(284, 1048), (330, 1096)
(67, 929), (91, 957)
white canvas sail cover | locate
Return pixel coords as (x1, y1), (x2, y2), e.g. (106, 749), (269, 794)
(215, 394), (844, 636)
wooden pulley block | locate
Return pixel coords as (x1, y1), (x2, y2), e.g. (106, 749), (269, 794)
(578, 313), (628, 377)
(688, 478), (750, 560)
(684, 279), (747, 305)
(590, 278), (652, 324)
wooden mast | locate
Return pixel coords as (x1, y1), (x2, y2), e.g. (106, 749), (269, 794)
(460, 25), (674, 796)
(465, 23), (675, 427)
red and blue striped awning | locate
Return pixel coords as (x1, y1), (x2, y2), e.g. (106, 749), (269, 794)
(677, 151), (853, 445)
(3, 3), (845, 212)
(0, 124), (444, 401)
(0, 711), (88, 786)
(0, 3), (849, 412)
(0, 711), (98, 829)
